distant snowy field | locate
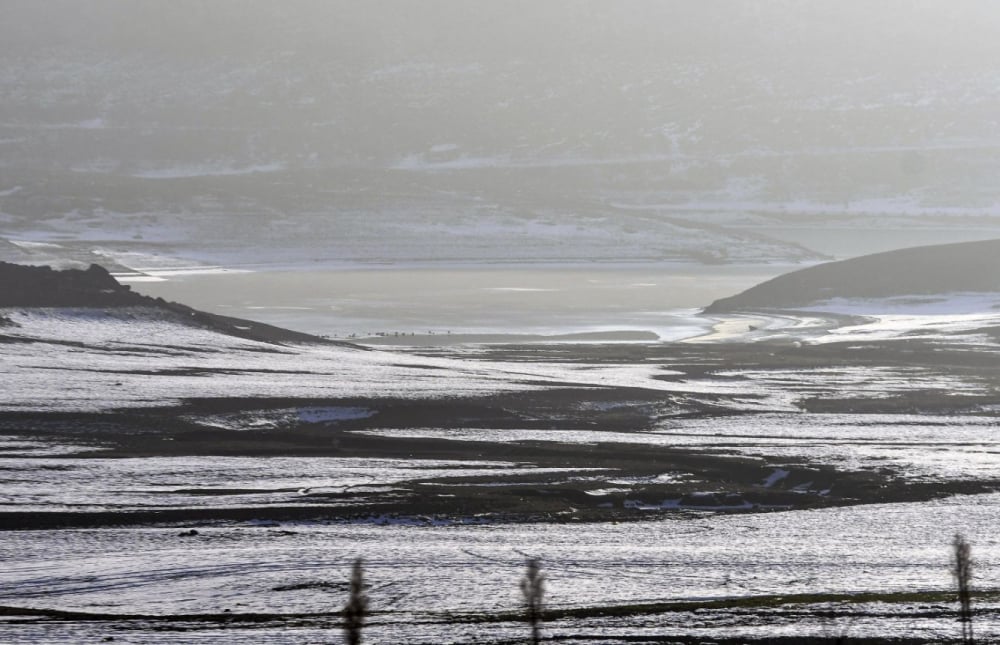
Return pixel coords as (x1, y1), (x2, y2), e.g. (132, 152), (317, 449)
(0, 307), (697, 412)
(5, 301), (996, 412)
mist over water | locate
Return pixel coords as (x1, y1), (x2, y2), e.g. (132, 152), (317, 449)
(132, 266), (775, 339)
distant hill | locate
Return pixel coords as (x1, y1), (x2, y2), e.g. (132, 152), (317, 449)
(704, 239), (1000, 313)
(0, 262), (347, 346)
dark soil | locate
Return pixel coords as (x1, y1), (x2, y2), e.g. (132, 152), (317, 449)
(5, 331), (1000, 530)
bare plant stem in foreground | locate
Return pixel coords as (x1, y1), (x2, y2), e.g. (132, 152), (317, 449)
(953, 534), (974, 645)
(343, 558), (369, 645)
(521, 558), (545, 645)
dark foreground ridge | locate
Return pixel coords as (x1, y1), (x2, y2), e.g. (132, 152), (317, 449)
(704, 238), (1000, 313)
(0, 261), (349, 346)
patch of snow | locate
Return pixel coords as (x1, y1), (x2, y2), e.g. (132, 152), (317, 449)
(0, 436), (103, 456)
(70, 158), (121, 174)
(761, 468), (790, 488)
(8, 240), (64, 250)
(130, 162), (287, 179)
(393, 153), (508, 171)
(584, 488), (632, 496)
(785, 294), (1000, 345)
(653, 413), (1000, 482)
(0, 455), (565, 513)
(0, 307), (723, 413)
(484, 287), (559, 292)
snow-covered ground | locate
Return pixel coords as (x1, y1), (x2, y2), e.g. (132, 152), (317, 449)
(1, 494), (998, 642)
(0, 455), (601, 513)
(3, 301), (996, 413)
(6, 5), (1000, 641)
(692, 292), (1000, 347)
(0, 307), (710, 412)
(356, 412), (1000, 484)
(800, 293), (1000, 344)
(3, 297), (1000, 641)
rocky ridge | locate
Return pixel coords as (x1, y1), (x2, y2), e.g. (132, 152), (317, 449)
(0, 261), (344, 346)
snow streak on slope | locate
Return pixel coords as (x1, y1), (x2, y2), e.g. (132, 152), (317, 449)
(0, 307), (695, 412)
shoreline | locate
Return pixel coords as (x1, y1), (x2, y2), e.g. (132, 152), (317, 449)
(121, 264), (764, 341)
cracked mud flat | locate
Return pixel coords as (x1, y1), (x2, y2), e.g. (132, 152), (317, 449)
(3, 311), (1000, 642)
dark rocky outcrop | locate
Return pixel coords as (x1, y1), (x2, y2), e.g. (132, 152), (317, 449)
(0, 262), (352, 347)
(704, 239), (1000, 313)
(0, 262), (141, 308)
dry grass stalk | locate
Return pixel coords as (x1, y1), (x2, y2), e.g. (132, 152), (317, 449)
(521, 558), (545, 645)
(953, 534), (974, 645)
(343, 558), (369, 645)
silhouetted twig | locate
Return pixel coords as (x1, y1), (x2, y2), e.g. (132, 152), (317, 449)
(521, 558), (545, 645)
(343, 558), (368, 645)
(953, 534), (974, 645)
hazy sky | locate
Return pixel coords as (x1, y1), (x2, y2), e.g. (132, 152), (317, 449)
(4, 1), (1000, 268)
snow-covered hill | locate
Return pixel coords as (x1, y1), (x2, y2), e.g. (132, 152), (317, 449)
(705, 238), (1000, 313)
